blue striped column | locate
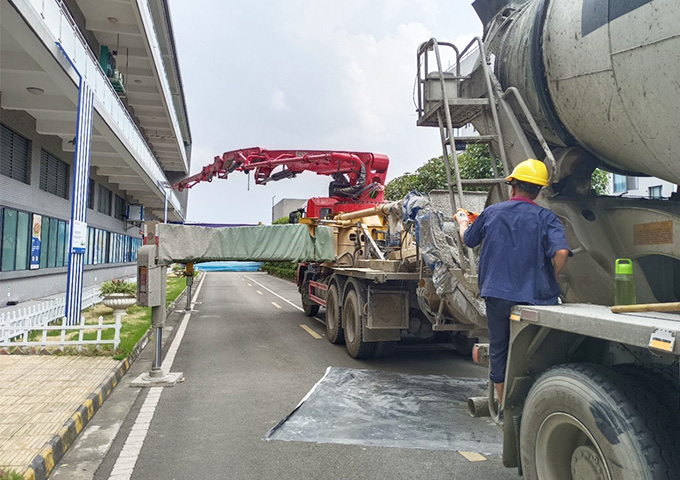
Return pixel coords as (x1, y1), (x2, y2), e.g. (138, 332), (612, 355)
(65, 80), (94, 325)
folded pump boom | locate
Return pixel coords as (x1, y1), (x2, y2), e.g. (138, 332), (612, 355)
(172, 147), (390, 211)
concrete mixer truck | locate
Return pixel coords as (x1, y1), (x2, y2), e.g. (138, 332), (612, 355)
(412, 0), (679, 478)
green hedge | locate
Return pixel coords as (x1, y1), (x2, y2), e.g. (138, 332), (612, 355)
(261, 261), (297, 280)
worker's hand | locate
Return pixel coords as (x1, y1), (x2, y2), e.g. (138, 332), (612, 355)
(454, 209), (469, 225)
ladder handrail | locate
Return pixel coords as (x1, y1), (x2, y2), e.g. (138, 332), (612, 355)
(420, 38), (477, 276)
(502, 87), (557, 178)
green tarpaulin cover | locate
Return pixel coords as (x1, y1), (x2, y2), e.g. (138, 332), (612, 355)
(156, 224), (335, 264)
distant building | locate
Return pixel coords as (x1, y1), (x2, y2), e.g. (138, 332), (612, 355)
(272, 199), (307, 223)
(609, 174), (676, 198)
(0, 0), (192, 307)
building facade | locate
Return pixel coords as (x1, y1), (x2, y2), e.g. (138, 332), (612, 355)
(272, 198), (308, 223)
(610, 174), (677, 198)
(0, 0), (191, 306)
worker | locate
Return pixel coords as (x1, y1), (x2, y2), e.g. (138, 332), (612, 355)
(454, 158), (571, 412)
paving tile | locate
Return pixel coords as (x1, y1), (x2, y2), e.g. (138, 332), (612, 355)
(0, 355), (119, 470)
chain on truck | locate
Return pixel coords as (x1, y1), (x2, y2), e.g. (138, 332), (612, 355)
(143, 0), (680, 478)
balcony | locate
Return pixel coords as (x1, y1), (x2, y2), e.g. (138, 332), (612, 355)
(1, 0), (187, 221)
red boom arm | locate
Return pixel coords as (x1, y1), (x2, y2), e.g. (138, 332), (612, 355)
(173, 147), (390, 205)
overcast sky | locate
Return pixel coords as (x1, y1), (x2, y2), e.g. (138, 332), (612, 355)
(168, 0), (483, 224)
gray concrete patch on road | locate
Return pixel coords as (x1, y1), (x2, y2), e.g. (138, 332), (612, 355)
(266, 367), (502, 453)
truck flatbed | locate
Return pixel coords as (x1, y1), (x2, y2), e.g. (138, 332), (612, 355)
(331, 267), (420, 283)
(513, 303), (680, 355)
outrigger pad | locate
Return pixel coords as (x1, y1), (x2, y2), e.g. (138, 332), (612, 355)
(265, 367), (502, 453)
(155, 223), (335, 264)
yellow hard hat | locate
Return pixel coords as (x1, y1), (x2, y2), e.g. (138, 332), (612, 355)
(506, 159), (550, 187)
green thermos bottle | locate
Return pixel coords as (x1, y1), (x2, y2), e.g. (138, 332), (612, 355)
(614, 258), (636, 306)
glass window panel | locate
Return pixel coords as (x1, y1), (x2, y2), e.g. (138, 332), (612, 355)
(56, 221), (66, 267)
(15, 211), (30, 270)
(63, 221), (70, 266)
(48, 218), (58, 268)
(40, 216), (50, 268)
(1, 209), (17, 271)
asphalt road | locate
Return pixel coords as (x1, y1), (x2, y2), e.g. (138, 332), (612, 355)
(54, 272), (520, 480)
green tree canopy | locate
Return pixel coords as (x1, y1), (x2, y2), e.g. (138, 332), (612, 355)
(385, 145), (610, 200)
(385, 145), (497, 200)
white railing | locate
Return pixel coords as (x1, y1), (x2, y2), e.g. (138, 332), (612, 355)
(0, 286), (102, 342)
(19, 0), (184, 217)
(0, 315), (121, 351)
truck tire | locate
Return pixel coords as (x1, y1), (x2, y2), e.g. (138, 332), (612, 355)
(303, 302), (320, 317)
(325, 283), (344, 344)
(520, 364), (680, 480)
(451, 334), (477, 356)
(343, 288), (374, 359)
(373, 341), (396, 358)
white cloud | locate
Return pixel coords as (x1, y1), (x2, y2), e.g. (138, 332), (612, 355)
(169, 0), (483, 224)
(271, 88), (288, 110)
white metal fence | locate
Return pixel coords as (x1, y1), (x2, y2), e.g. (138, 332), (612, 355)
(0, 315), (121, 351)
(0, 286), (102, 343)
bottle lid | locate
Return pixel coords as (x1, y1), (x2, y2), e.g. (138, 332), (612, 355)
(615, 258), (634, 275)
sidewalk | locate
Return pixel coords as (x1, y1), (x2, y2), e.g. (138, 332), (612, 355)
(0, 274), (184, 479)
(0, 356), (120, 474)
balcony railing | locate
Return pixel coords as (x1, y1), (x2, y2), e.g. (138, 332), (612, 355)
(20, 0), (184, 218)
(135, 0), (188, 173)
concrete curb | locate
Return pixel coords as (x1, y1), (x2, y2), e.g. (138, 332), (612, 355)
(21, 278), (194, 480)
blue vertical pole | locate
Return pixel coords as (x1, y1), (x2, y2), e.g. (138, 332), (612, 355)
(64, 79), (94, 324)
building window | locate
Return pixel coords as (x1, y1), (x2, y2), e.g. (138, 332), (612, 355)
(613, 174), (626, 193)
(1, 124), (30, 184)
(114, 195), (126, 221)
(0, 208), (31, 272)
(39, 149), (69, 199)
(98, 185), (112, 215)
(649, 185), (662, 198)
(613, 175), (639, 193)
(4, 209), (142, 271)
(88, 179), (95, 209)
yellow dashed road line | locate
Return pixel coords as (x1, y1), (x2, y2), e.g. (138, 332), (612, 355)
(300, 324), (322, 339)
(459, 451), (487, 462)
(257, 290), (263, 295)
(271, 302), (282, 309)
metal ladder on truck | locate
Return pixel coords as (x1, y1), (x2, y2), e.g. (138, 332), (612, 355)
(415, 37), (558, 290)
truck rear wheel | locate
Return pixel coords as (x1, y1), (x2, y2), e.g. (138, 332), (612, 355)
(343, 288), (374, 359)
(520, 364), (679, 480)
(303, 302), (320, 317)
(325, 283), (344, 344)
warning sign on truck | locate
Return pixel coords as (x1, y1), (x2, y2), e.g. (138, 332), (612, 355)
(633, 220), (673, 246)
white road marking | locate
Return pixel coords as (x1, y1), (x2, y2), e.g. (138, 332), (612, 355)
(107, 273), (207, 480)
(256, 290), (263, 295)
(271, 302), (282, 309)
(244, 275), (326, 326)
(247, 283), (252, 287)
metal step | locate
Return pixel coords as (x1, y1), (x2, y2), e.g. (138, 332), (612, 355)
(458, 178), (507, 186)
(446, 135), (496, 144)
(417, 98), (490, 128)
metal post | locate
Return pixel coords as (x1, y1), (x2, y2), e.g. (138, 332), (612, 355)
(185, 262), (194, 311)
(185, 278), (193, 311)
(149, 264), (167, 376)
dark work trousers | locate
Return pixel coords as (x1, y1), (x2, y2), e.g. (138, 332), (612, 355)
(485, 297), (516, 384)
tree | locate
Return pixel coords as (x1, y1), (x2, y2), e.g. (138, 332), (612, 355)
(591, 168), (609, 195)
(385, 144), (497, 200)
(385, 144), (611, 200)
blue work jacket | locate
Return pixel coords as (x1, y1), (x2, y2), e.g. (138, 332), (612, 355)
(463, 197), (571, 305)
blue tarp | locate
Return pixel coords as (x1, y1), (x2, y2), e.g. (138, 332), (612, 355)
(195, 261), (263, 272)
